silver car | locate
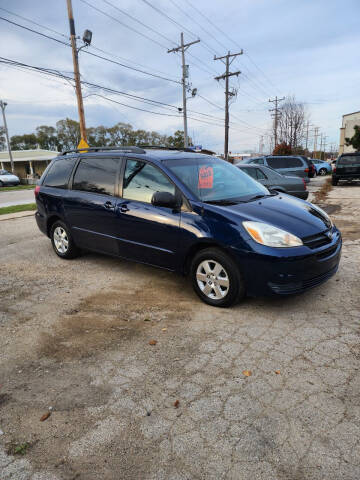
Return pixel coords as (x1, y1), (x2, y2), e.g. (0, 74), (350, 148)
(0, 169), (20, 187)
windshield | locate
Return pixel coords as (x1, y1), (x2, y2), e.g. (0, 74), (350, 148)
(338, 155), (360, 166)
(0, 169), (10, 175)
(163, 156), (269, 203)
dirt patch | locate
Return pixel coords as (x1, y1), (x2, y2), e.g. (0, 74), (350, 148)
(317, 204), (342, 215)
(313, 177), (333, 203)
(38, 277), (192, 361)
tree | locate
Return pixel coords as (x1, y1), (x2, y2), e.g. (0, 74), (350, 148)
(273, 142), (292, 155)
(56, 118), (80, 150)
(0, 126), (6, 151)
(276, 96), (307, 150)
(36, 125), (58, 150)
(345, 125), (360, 151)
(10, 133), (38, 150)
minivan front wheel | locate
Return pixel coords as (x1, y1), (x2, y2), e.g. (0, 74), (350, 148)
(191, 248), (245, 307)
(51, 221), (80, 259)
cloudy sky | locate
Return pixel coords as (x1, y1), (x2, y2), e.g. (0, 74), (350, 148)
(0, 0), (359, 153)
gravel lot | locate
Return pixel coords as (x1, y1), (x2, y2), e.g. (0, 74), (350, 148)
(1, 176), (359, 480)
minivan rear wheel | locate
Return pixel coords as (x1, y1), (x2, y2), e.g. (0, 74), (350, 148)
(190, 248), (245, 307)
(50, 220), (80, 259)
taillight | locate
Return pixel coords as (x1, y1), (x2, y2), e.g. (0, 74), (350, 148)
(333, 166), (336, 173)
(304, 168), (309, 173)
(34, 185), (40, 197)
(302, 178), (307, 190)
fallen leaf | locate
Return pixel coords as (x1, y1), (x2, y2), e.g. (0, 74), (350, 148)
(174, 400), (180, 408)
(149, 339), (157, 346)
(40, 412), (51, 422)
(144, 318), (151, 322)
(242, 370), (252, 377)
(275, 370), (281, 375)
(162, 328), (167, 332)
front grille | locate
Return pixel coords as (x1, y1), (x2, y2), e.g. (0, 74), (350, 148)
(302, 230), (332, 249)
(317, 245), (337, 260)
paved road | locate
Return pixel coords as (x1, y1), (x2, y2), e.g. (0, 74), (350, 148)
(0, 188), (35, 207)
(0, 177), (359, 480)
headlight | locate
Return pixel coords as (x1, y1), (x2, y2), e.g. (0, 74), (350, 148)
(243, 221), (303, 248)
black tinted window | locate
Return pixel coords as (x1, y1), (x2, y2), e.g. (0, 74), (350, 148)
(338, 155), (360, 165)
(287, 157), (303, 167)
(43, 158), (74, 188)
(123, 159), (175, 203)
(267, 157), (287, 169)
(73, 157), (119, 196)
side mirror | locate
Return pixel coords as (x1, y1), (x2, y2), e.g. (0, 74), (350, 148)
(151, 191), (179, 209)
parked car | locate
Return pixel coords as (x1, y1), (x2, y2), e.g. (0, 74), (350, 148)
(237, 164), (308, 200)
(332, 152), (360, 185)
(311, 159), (332, 176)
(0, 169), (20, 186)
(243, 156), (313, 181)
(35, 147), (341, 307)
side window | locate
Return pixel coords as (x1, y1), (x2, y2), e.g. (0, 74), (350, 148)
(43, 158), (74, 189)
(256, 168), (267, 180)
(267, 157), (285, 169)
(287, 157), (303, 168)
(251, 158), (264, 165)
(123, 159), (175, 204)
(243, 168), (257, 179)
(72, 157), (119, 196)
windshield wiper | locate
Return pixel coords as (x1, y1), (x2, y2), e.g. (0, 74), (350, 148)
(204, 199), (240, 206)
(245, 193), (277, 202)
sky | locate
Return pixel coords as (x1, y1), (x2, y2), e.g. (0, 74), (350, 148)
(0, 0), (359, 154)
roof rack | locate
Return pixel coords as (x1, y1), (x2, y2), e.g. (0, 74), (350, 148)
(138, 145), (197, 152)
(61, 146), (146, 155)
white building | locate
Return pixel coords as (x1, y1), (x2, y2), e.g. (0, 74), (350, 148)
(339, 111), (360, 154)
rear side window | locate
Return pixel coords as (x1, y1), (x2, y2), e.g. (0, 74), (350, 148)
(267, 157), (286, 169)
(251, 158), (264, 165)
(338, 155), (360, 165)
(72, 157), (119, 196)
(123, 159), (175, 203)
(241, 168), (257, 179)
(256, 168), (267, 180)
(43, 158), (74, 189)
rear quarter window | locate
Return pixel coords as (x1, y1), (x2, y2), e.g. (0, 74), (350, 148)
(43, 158), (75, 189)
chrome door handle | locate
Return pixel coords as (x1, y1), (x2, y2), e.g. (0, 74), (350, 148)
(104, 201), (115, 210)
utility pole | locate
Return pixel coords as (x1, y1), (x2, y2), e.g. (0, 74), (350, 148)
(214, 50), (243, 161)
(313, 127), (319, 158)
(305, 120), (310, 153)
(168, 33), (200, 148)
(0, 101), (14, 173)
(66, 0), (88, 145)
(269, 96), (285, 148)
(322, 135), (327, 160)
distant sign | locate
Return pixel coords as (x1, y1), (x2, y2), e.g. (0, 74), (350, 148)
(188, 145), (202, 152)
(77, 138), (89, 151)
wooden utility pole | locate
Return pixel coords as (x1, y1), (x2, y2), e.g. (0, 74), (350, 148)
(214, 50), (243, 161)
(269, 96), (285, 148)
(168, 34), (200, 148)
(313, 127), (319, 158)
(66, 0), (87, 144)
(0, 101), (14, 173)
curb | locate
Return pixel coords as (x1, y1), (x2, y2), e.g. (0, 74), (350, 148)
(0, 211), (35, 221)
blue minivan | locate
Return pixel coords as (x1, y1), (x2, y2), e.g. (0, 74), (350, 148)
(35, 147), (342, 307)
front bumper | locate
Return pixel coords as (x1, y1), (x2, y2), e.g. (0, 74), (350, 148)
(233, 228), (342, 297)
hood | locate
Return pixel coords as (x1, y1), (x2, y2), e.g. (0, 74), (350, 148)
(0, 173), (19, 180)
(204, 194), (330, 239)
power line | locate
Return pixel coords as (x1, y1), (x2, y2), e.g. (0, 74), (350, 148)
(0, 15), (181, 85)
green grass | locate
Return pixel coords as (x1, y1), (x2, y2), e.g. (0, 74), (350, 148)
(0, 184), (35, 192)
(0, 203), (36, 215)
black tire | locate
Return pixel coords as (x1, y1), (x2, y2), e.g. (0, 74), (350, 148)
(0, 181), (3, 187)
(190, 247), (245, 307)
(50, 220), (80, 259)
(319, 168), (327, 176)
(332, 177), (338, 186)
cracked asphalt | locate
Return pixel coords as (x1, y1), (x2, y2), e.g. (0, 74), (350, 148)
(0, 176), (359, 480)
